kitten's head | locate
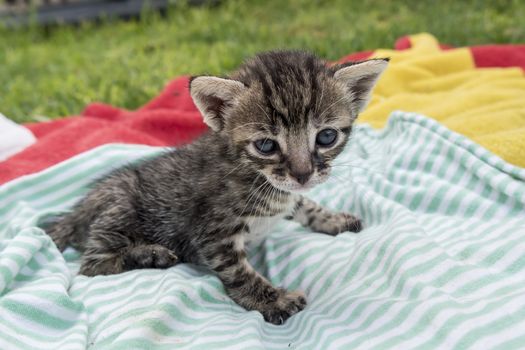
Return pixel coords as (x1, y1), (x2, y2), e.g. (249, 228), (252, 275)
(190, 51), (388, 192)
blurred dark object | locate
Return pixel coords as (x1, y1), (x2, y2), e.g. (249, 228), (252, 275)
(0, 0), (218, 27)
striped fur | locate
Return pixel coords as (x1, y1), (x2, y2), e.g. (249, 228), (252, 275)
(45, 50), (385, 324)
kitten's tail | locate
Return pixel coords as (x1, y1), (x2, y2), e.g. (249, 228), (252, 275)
(45, 211), (91, 252)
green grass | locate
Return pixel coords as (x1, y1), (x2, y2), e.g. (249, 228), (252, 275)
(1, 0), (524, 123)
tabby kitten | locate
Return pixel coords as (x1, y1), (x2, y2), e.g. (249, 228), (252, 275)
(47, 51), (388, 325)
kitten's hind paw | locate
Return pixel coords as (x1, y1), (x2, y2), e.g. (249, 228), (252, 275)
(123, 244), (179, 270)
(261, 289), (307, 325)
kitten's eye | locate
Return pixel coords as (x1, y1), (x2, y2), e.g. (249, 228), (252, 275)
(316, 128), (338, 147)
(254, 139), (278, 155)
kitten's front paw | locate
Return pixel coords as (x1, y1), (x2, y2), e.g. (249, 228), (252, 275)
(340, 213), (362, 233)
(313, 212), (362, 235)
(261, 289), (307, 325)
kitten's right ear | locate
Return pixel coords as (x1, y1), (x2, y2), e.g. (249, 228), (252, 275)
(189, 76), (247, 132)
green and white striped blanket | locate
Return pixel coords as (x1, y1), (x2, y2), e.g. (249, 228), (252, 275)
(1, 112), (524, 350)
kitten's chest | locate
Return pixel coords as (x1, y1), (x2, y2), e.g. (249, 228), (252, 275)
(244, 198), (294, 245)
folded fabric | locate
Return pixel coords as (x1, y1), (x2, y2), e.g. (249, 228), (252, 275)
(0, 33), (524, 186)
(0, 113), (36, 161)
(0, 78), (207, 184)
(1, 112), (524, 349)
(352, 33), (525, 167)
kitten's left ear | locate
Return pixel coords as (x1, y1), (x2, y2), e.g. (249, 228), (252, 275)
(331, 58), (389, 114)
(190, 76), (247, 132)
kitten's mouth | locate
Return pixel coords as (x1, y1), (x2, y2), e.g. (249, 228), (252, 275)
(265, 176), (327, 193)
(287, 183), (316, 193)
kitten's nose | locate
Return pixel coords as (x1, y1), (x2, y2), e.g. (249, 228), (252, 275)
(290, 170), (313, 185)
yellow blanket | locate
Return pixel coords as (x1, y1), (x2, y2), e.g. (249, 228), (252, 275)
(360, 33), (525, 167)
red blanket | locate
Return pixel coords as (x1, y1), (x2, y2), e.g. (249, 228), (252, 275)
(1, 37), (524, 185)
(0, 77), (207, 184)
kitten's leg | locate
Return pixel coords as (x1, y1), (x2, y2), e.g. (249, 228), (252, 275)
(78, 207), (178, 276)
(80, 236), (179, 275)
(288, 195), (362, 235)
(202, 228), (306, 325)
(79, 235), (127, 276)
